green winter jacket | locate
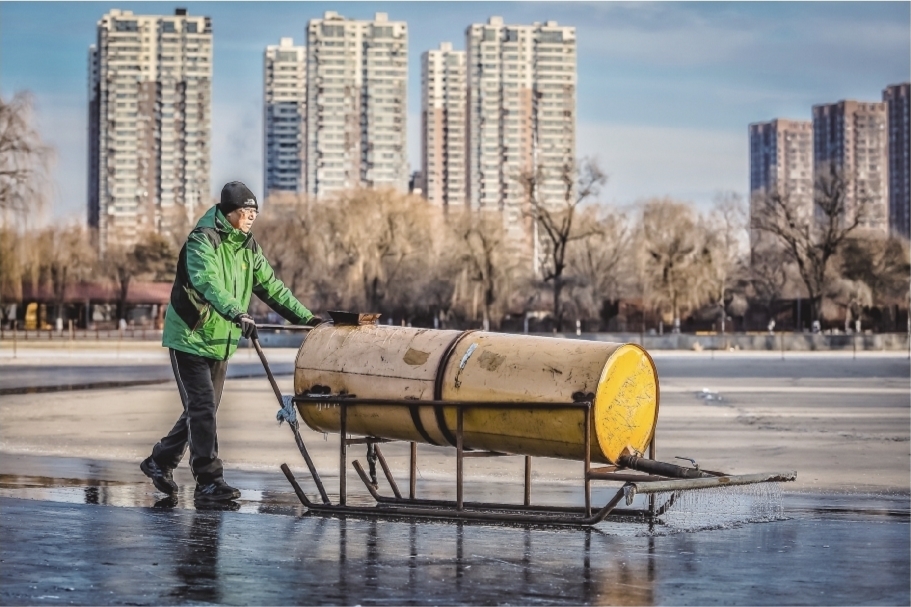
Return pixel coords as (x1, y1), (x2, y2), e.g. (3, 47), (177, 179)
(162, 206), (314, 360)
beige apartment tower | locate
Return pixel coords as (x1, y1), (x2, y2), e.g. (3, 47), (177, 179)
(264, 38), (306, 197)
(812, 100), (888, 233)
(466, 17), (577, 241)
(88, 8), (212, 251)
(304, 12), (408, 198)
(748, 119), (813, 248)
(421, 42), (466, 207)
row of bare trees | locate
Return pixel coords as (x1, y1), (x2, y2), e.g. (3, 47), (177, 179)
(2, 163), (907, 331)
(0, 224), (177, 325)
(751, 164), (909, 330)
(250, 160), (907, 332)
(2, 90), (907, 331)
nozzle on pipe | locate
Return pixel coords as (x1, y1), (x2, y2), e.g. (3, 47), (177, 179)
(617, 455), (709, 479)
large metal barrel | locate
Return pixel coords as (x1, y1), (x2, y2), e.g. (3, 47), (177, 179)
(293, 322), (659, 465)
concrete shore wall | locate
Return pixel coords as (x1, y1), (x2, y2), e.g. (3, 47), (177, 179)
(250, 331), (911, 351)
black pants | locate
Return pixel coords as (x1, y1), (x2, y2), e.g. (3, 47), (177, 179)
(151, 349), (228, 484)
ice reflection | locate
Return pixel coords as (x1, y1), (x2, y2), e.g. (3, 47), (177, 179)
(0, 473), (303, 515)
(1, 483), (905, 605)
(325, 517), (657, 605)
(0, 472), (799, 605)
(170, 509), (224, 604)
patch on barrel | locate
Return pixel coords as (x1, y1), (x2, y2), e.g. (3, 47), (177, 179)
(477, 350), (505, 371)
(403, 348), (430, 366)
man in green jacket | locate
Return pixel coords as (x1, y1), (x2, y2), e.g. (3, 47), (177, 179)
(140, 181), (320, 503)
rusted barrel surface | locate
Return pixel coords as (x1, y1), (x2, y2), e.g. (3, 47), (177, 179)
(294, 324), (659, 464)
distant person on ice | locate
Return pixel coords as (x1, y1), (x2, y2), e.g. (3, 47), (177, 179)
(140, 181), (321, 504)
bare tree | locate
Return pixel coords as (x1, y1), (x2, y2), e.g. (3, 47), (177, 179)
(752, 163), (873, 322)
(839, 235), (910, 330)
(104, 231), (176, 322)
(104, 245), (138, 323)
(636, 198), (706, 331)
(522, 158), (606, 331)
(34, 225), (96, 325)
(449, 209), (515, 330)
(0, 92), (54, 225)
(567, 206), (631, 325)
(840, 235), (910, 305)
(748, 244), (793, 325)
(701, 192), (749, 332)
(328, 189), (429, 315)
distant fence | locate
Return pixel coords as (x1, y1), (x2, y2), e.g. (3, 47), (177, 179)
(245, 330), (911, 352)
(1, 327), (908, 352)
(0, 328), (164, 342)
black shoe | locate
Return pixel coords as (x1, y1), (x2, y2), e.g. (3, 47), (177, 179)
(194, 479), (241, 503)
(140, 457), (178, 495)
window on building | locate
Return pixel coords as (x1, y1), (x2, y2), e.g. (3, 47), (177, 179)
(114, 20), (139, 32)
(372, 25), (393, 38)
(321, 24), (345, 37)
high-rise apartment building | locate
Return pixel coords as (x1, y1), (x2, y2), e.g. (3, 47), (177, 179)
(88, 8), (212, 251)
(465, 17), (576, 241)
(812, 100), (888, 232)
(884, 83), (910, 239)
(421, 42), (466, 208)
(304, 12), (408, 198)
(749, 119), (814, 202)
(264, 38), (306, 198)
(748, 119), (813, 247)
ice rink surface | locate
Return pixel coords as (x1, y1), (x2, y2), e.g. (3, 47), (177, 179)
(0, 345), (908, 605)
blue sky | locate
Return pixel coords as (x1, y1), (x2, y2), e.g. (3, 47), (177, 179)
(1, 1), (908, 222)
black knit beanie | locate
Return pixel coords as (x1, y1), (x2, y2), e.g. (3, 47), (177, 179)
(218, 181), (258, 215)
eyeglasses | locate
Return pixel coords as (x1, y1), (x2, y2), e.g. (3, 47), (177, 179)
(237, 208), (258, 219)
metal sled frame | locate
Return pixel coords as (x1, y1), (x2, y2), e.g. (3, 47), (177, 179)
(280, 395), (796, 527)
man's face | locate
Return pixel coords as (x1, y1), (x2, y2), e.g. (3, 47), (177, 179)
(227, 207), (257, 233)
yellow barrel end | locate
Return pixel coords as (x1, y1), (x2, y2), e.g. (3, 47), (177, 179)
(593, 344), (659, 463)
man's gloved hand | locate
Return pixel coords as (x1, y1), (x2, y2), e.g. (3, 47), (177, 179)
(233, 313), (258, 339)
(305, 315), (324, 327)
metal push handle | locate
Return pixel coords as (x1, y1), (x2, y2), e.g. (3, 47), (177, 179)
(255, 324), (315, 332)
(251, 334), (330, 504)
(251, 335), (286, 404)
